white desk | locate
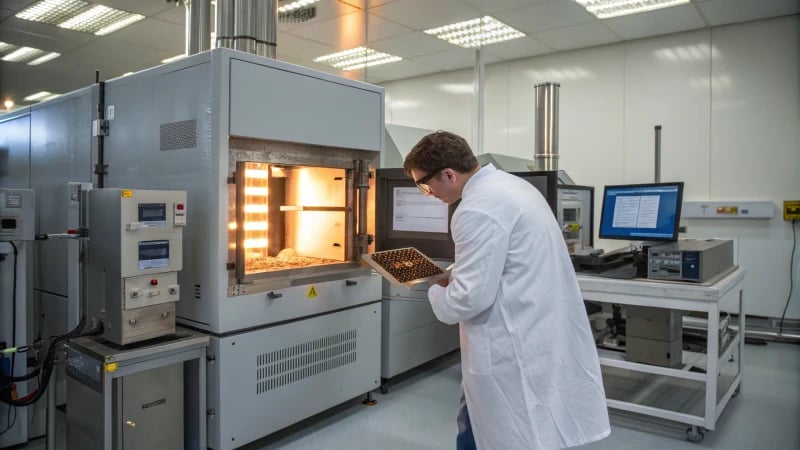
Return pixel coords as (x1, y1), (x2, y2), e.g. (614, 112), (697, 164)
(577, 267), (745, 442)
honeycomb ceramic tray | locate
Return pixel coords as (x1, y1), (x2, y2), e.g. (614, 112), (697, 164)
(362, 247), (448, 288)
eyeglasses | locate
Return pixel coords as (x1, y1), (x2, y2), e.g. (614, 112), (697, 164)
(414, 168), (444, 195)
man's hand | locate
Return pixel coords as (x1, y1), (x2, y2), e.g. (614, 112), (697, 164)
(433, 276), (449, 287)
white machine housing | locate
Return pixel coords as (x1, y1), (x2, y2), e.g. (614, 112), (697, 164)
(87, 189), (186, 345)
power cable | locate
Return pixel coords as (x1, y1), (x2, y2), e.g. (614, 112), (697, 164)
(779, 220), (798, 336)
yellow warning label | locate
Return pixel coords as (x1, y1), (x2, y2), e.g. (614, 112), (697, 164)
(307, 285), (318, 299)
(122, 190), (133, 198)
(105, 362), (118, 373)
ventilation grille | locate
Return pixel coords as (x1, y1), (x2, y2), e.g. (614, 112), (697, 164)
(256, 329), (357, 394)
(160, 119), (197, 151)
(194, 284), (201, 300)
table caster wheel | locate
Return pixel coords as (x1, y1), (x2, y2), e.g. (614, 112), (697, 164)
(686, 426), (705, 443)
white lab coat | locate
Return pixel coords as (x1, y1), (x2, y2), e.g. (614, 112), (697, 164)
(428, 164), (610, 450)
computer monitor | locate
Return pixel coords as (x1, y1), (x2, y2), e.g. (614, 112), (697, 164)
(375, 168), (455, 260)
(598, 182), (684, 242)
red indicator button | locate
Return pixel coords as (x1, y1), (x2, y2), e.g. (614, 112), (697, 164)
(150, 279), (158, 286)
(177, 204), (185, 210)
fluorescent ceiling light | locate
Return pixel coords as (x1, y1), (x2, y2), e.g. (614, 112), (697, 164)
(574, 0), (691, 19)
(58, 5), (144, 35)
(278, 0), (320, 13)
(28, 51), (61, 65)
(424, 16), (525, 48)
(0, 42), (16, 54)
(24, 91), (54, 101)
(2, 47), (45, 63)
(313, 47), (401, 71)
(16, 0), (89, 24)
(161, 54), (187, 64)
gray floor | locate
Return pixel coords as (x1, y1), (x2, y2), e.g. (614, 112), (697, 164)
(20, 341), (800, 450)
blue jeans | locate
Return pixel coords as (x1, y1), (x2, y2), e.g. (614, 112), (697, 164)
(457, 385), (477, 450)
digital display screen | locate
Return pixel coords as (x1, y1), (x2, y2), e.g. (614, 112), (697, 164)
(599, 182), (683, 242)
(138, 240), (170, 270)
(138, 203), (167, 227)
(392, 187), (449, 233)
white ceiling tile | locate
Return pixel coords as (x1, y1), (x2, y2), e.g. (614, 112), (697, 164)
(460, 0), (549, 14)
(603, 4), (707, 40)
(156, 4), (186, 26)
(370, 0), (482, 31)
(368, 31), (454, 57)
(695, 0), (800, 27)
(484, 36), (553, 60)
(494, 0), (596, 34)
(100, 0), (177, 17)
(287, 11), (366, 49)
(278, 32), (338, 62)
(365, 13), (415, 40)
(411, 47), (500, 71)
(365, 59), (441, 83)
(0, 17), (95, 53)
(533, 22), (620, 51)
(106, 18), (184, 53)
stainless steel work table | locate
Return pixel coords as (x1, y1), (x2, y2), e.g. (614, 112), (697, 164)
(577, 267), (745, 442)
(66, 327), (209, 449)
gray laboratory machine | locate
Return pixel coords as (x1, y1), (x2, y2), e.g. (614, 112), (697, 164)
(0, 188), (35, 448)
(647, 239), (734, 282)
(1, 48), (384, 450)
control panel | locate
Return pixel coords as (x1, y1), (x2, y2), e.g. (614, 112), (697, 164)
(88, 189), (187, 345)
(0, 189), (35, 241)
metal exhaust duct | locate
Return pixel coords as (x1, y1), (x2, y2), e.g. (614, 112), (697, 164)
(534, 82), (560, 172)
(186, 0), (211, 55)
(215, 0), (277, 58)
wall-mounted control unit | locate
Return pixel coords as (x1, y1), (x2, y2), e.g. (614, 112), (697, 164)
(682, 201), (774, 219)
(785, 200), (800, 221)
(87, 189), (187, 345)
(0, 189), (35, 241)
(647, 239), (734, 283)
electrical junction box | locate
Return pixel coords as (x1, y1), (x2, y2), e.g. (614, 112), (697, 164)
(682, 201), (774, 219)
(0, 189), (35, 241)
(785, 200), (800, 221)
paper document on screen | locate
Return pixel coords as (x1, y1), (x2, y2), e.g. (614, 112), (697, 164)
(612, 195), (661, 229)
(393, 187), (448, 233)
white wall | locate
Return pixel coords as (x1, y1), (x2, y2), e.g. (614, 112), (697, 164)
(381, 15), (800, 320)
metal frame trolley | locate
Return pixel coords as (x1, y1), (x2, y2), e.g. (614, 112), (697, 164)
(577, 267), (745, 442)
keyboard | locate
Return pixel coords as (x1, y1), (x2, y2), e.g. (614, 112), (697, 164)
(592, 264), (639, 279)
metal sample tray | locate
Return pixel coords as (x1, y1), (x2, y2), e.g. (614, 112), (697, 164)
(362, 247), (447, 288)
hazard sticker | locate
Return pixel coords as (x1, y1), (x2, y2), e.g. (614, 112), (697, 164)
(307, 286), (318, 299)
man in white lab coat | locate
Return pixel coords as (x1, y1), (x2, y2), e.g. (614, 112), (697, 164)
(404, 131), (610, 450)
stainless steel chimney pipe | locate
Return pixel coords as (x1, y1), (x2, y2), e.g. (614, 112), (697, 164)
(216, 0), (235, 49)
(534, 82), (560, 172)
(185, 0), (211, 55)
(255, 0), (278, 58)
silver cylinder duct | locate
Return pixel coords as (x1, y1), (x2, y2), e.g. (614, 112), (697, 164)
(185, 0), (211, 55)
(216, 0), (235, 49)
(255, 0), (278, 58)
(534, 82), (560, 172)
(233, 0), (256, 53)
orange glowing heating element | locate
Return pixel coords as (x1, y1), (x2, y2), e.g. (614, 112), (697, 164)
(243, 163), (269, 251)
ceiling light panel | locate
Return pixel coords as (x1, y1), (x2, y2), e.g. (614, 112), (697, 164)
(2, 47), (45, 63)
(574, 0), (691, 19)
(0, 42), (16, 54)
(16, 0), (89, 24)
(278, 0), (320, 13)
(24, 91), (54, 101)
(313, 47), (402, 71)
(28, 52), (61, 65)
(58, 5), (144, 35)
(424, 16), (525, 49)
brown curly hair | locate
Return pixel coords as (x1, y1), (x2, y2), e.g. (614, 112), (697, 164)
(403, 130), (479, 177)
